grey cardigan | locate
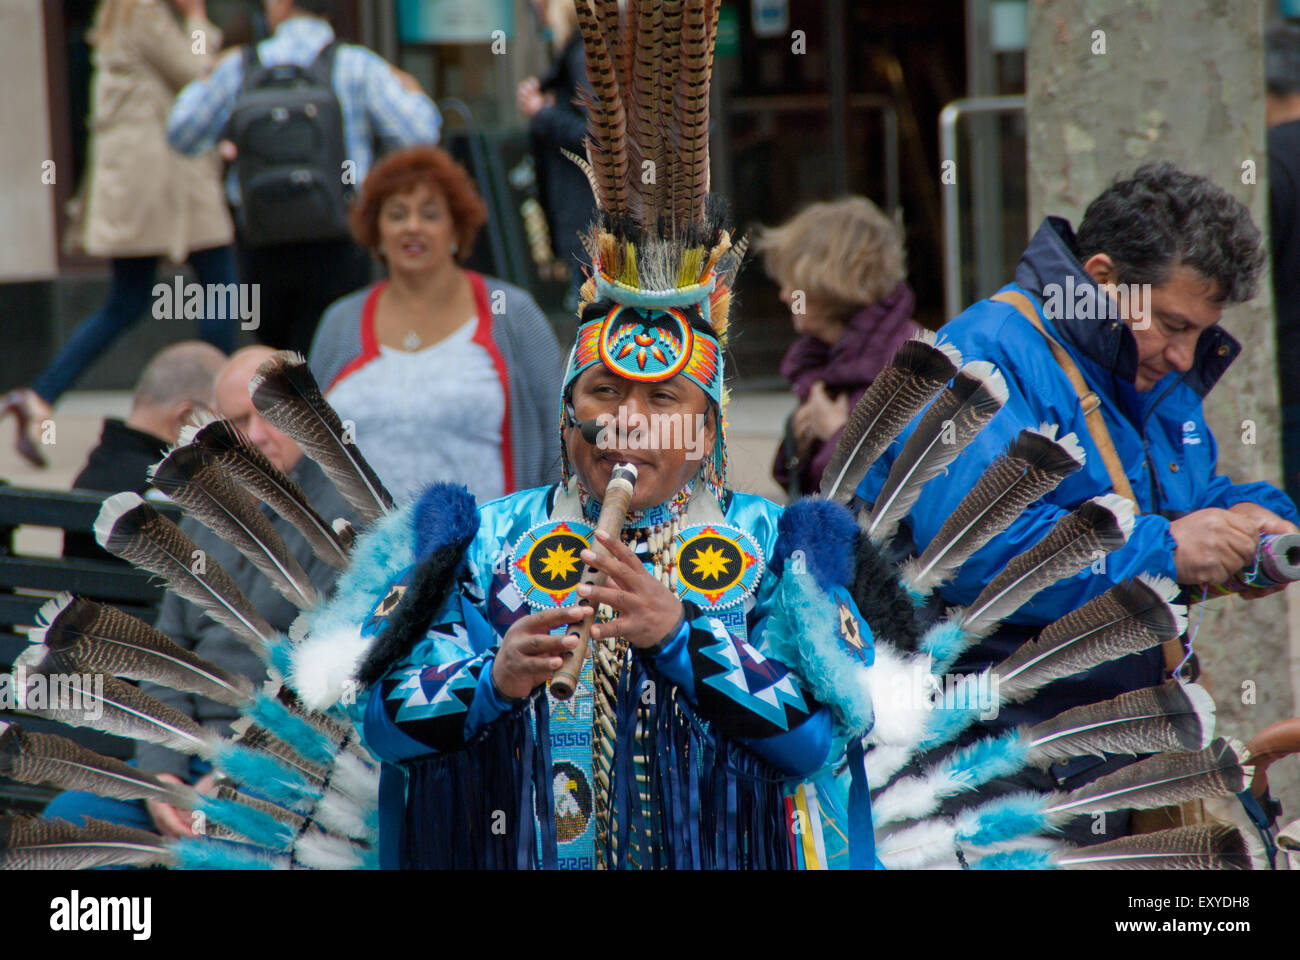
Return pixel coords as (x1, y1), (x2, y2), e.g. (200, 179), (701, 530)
(309, 271), (564, 495)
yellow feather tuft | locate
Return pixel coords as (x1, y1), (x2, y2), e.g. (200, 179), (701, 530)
(618, 242), (640, 287)
(677, 247), (704, 286)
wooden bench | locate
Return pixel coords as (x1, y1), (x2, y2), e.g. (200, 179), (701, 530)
(0, 483), (180, 813)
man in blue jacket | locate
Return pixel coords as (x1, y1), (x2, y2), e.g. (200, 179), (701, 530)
(856, 162), (1300, 840)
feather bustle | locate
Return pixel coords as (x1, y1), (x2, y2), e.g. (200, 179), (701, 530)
(36, 593), (254, 707)
(866, 362), (1008, 543)
(148, 443), (318, 609)
(182, 419), (351, 568)
(248, 352), (394, 525)
(94, 492), (273, 652)
(821, 333), (961, 503)
(902, 425), (1085, 594)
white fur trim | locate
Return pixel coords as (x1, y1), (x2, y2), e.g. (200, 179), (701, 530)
(311, 788), (373, 841)
(293, 831), (366, 870)
(289, 624), (369, 711)
(862, 642), (934, 748)
(328, 750), (380, 804)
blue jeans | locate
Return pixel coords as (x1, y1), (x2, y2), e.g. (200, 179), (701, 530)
(32, 245), (238, 405)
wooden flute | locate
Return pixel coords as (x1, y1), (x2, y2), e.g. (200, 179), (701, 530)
(549, 463), (638, 699)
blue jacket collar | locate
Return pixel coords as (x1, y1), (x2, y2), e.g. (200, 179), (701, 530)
(1011, 217), (1240, 399)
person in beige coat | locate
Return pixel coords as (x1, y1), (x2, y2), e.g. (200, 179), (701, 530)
(2, 0), (238, 468)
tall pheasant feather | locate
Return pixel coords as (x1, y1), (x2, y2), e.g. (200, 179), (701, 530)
(673, 0), (713, 226)
(574, 0), (628, 223)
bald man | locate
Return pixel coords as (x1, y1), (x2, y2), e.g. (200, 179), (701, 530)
(64, 341), (227, 564)
(135, 347), (356, 835)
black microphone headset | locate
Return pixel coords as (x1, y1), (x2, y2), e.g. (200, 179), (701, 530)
(564, 401), (607, 445)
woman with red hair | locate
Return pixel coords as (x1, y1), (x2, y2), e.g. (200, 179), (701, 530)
(309, 146), (563, 503)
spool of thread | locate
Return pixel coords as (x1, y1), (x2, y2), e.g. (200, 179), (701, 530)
(549, 463), (638, 699)
(1201, 532), (1300, 597)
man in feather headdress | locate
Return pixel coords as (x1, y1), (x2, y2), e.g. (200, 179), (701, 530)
(284, 0), (883, 869)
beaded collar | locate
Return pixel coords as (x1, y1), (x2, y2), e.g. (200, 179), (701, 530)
(578, 477), (695, 532)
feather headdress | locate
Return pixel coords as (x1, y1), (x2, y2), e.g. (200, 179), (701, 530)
(561, 0), (736, 499)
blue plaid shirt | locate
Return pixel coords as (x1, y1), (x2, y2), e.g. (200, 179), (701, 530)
(168, 16), (441, 202)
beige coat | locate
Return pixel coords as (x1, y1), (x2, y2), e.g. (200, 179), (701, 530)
(81, 0), (233, 262)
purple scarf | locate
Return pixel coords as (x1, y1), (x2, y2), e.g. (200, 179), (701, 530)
(774, 282), (920, 493)
(779, 282), (919, 402)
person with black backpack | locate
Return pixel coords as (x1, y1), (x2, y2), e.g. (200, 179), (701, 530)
(166, 0), (441, 356)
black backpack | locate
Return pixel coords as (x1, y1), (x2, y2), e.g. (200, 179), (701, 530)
(227, 41), (352, 247)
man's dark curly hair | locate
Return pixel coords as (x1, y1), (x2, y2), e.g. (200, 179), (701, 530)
(1074, 161), (1265, 304)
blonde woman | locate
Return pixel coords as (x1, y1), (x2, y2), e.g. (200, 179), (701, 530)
(2, 0), (235, 467)
(756, 196), (920, 496)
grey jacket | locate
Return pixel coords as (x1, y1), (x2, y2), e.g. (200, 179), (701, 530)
(308, 271), (564, 495)
(137, 458), (355, 779)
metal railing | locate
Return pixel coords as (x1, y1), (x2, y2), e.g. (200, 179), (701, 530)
(939, 95), (1025, 320)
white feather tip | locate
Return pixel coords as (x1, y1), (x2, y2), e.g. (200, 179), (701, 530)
(93, 491), (147, 549)
(957, 360), (1009, 405)
(1089, 493), (1136, 540)
(1179, 682), (1218, 748)
(1028, 423), (1086, 465)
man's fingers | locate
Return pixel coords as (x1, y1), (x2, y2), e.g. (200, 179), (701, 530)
(588, 530), (643, 580)
(578, 581), (633, 612)
(520, 605), (592, 632)
(524, 633), (579, 656)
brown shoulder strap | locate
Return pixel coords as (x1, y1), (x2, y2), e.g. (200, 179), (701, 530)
(990, 290), (1188, 678)
(991, 290), (1138, 505)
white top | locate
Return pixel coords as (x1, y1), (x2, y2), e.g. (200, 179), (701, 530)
(325, 316), (506, 505)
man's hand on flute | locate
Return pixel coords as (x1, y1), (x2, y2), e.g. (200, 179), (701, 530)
(579, 529), (685, 650)
(493, 605), (592, 700)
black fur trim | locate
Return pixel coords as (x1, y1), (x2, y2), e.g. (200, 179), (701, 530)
(354, 535), (475, 688)
(852, 530), (924, 652)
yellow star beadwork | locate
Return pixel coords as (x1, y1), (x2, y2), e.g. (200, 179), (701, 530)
(539, 544), (580, 582)
(689, 543), (732, 581)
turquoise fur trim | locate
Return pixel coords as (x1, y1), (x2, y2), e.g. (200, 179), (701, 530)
(939, 730), (1031, 792)
(921, 620), (971, 674)
(174, 838), (277, 870)
(212, 742), (319, 812)
(973, 848), (1054, 870)
(268, 636), (293, 678)
(763, 569), (874, 739)
(918, 705), (981, 750)
(595, 273), (717, 320)
(196, 795), (295, 850)
(249, 695), (336, 767)
(303, 503), (418, 641)
(957, 793), (1050, 847)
